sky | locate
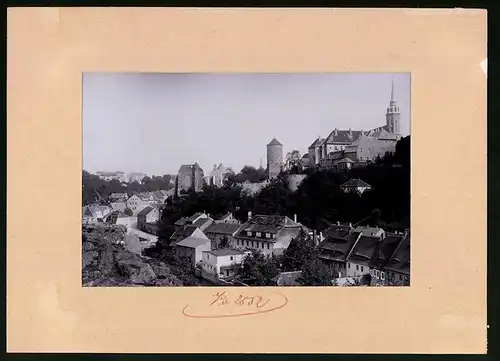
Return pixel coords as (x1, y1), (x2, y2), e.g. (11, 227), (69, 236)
(83, 72), (410, 176)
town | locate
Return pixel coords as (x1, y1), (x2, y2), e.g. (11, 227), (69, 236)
(82, 79), (410, 288)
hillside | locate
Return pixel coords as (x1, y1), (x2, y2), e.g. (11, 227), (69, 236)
(82, 223), (183, 286)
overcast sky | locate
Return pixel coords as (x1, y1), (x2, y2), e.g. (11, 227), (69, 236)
(83, 73), (410, 176)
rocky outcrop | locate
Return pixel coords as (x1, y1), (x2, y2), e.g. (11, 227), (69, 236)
(82, 223), (183, 287)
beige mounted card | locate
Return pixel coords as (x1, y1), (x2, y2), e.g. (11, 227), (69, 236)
(7, 7), (487, 354)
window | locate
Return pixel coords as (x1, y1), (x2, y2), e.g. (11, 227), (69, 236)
(246, 240), (249, 247)
(266, 233), (270, 238)
(348, 263), (350, 268)
(369, 269), (373, 276)
(236, 240), (239, 246)
(399, 274), (402, 281)
(356, 265), (359, 271)
(207, 255), (209, 259)
(256, 232), (261, 237)
(246, 231), (252, 236)
(230, 256), (233, 261)
(381, 272), (385, 280)
(376, 270), (380, 278)
(262, 242), (265, 249)
(267, 243), (270, 249)
(361, 266), (364, 272)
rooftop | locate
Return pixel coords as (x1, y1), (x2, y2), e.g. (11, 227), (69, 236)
(267, 138), (283, 146)
(205, 223), (241, 235)
(204, 248), (246, 257)
(341, 178), (372, 188)
(137, 206), (155, 216)
(176, 236), (210, 248)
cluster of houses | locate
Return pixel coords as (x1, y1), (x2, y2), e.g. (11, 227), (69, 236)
(167, 209), (409, 287)
(94, 171), (149, 184)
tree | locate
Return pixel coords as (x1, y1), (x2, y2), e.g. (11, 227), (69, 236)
(238, 250), (280, 286)
(282, 228), (318, 272)
(296, 259), (333, 286)
(218, 236), (231, 249)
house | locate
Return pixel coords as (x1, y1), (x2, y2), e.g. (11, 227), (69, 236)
(271, 271), (302, 286)
(204, 223), (242, 249)
(127, 172), (146, 183)
(109, 192), (128, 201)
(137, 206), (160, 231)
(378, 232), (410, 285)
(318, 225), (409, 285)
(126, 193), (158, 215)
(201, 248), (249, 280)
(178, 212), (213, 231)
(174, 217), (188, 231)
(95, 171), (127, 182)
(170, 225), (209, 245)
(233, 214), (307, 256)
(205, 163), (231, 187)
(110, 201), (127, 212)
(175, 236), (211, 269)
(82, 204), (112, 224)
(177, 163), (205, 193)
(340, 179), (372, 194)
(104, 210), (133, 229)
(214, 213), (240, 224)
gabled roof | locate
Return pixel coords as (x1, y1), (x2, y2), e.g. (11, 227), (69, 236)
(137, 206), (156, 217)
(341, 178), (371, 188)
(205, 223), (241, 235)
(267, 138), (283, 146)
(193, 217), (213, 228)
(236, 215), (299, 235)
(336, 157), (355, 164)
(308, 137), (324, 149)
(187, 212), (205, 222)
(324, 129), (363, 144)
(176, 236), (210, 249)
(174, 217), (188, 226)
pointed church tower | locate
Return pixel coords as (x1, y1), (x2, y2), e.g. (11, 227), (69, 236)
(385, 78), (401, 134)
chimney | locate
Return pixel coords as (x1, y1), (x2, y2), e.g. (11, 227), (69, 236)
(248, 211), (252, 220)
(337, 221), (340, 226)
(319, 231), (323, 241)
(349, 222), (352, 227)
(294, 214), (297, 223)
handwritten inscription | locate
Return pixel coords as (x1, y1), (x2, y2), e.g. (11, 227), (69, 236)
(210, 291), (271, 308)
(182, 289), (288, 319)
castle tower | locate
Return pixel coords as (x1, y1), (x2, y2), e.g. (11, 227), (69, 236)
(385, 78), (401, 134)
(267, 137), (283, 179)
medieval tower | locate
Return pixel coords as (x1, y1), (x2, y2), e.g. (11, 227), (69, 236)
(385, 78), (401, 134)
(267, 137), (283, 179)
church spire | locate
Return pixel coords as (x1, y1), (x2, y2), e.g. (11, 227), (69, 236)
(391, 77), (395, 102)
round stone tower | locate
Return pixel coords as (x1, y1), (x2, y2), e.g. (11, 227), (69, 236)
(267, 137), (283, 179)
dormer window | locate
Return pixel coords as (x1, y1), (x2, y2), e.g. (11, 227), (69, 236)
(256, 232), (261, 238)
(246, 231), (252, 236)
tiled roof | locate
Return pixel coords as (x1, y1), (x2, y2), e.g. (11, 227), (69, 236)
(170, 225), (202, 240)
(205, 223), (241, 235)
(349, 236), (381, 267)
(187, 212), (205, 222)
(236, 215), (299, 235)
(137, 206), (155, 216)
(267, 138), (283, 146)
(318, 231), (361, 261)
(341, 178), (371, 188)
(324, 129), (363, 144)
(204, 248), (245, 257)
(384, 233), (410, 274)
(174, 217), (188, 226)
(176, 236), (210, 249)
(193, 217), (212, 228)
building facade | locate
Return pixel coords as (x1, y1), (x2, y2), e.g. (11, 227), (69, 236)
(177, 163), (205, 193)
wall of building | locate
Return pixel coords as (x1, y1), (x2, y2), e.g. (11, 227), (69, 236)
(267, 144), (283, 179)
(346, 261), (371, 277)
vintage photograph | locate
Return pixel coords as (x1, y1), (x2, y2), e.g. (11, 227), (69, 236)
(82, 73), (410, 287)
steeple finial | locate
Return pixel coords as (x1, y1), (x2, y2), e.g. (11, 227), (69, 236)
(391, 77), (395, 102)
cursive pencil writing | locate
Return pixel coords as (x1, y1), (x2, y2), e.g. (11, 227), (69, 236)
(210, 290), (271, 308)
